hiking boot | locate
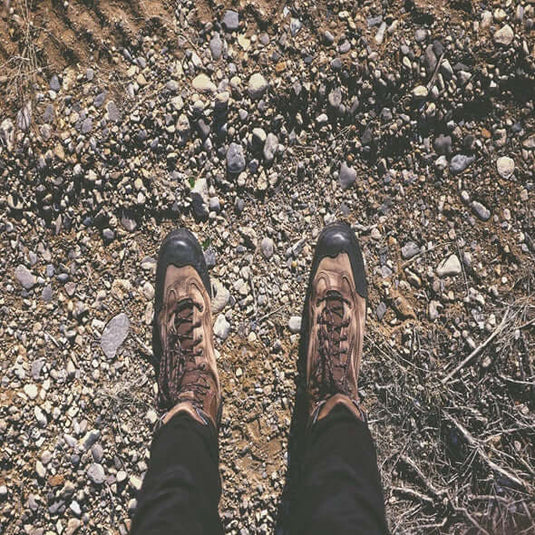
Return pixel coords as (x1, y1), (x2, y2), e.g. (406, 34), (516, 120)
(153, 228), (221, 427)
(303, 222), (368, 423)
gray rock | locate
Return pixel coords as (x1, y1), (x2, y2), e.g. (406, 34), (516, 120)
(339, 162), (356, 190)
(106, 101), (121, 122)
(214, 315), (231, 340)
(496, 156), (515, 179)
(263, 133), (279, 164)
(227, 143), (246, 173)
(222, 10), (239, 31)
(50, 75), (61, 91)
(471, 201), (491, 221)
(15, 265), (36, 290)
(248, 73), (268, 99)
(328, 87), (342, 109)
(401, 241), (420, 260)
(100, 313), (130, 359)
(81, 118), (92, 134)
(288, 316), (302, 334)
(210, 33), (223, 60)
(87, 463), (106, 485)
(436, 254), (462, 277)
(94, 91), (107, 107)
(450, 154), (475, 174)
(261, 237), (274, 259)
(434, 134), (452, 155)
(376, 302), (387, 321)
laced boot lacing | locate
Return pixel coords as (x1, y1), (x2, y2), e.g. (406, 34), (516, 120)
(310, 289), (352, 402)
(158, 295), (210, 411)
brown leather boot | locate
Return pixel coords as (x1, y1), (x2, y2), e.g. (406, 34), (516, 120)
(302, 222), (368, 424)
(153, 229), (221, 428)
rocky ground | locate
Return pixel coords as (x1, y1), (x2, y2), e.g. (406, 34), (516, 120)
(1, 0), (534, 533)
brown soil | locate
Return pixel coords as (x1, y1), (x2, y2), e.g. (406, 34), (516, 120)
(0, 0), (175, 106)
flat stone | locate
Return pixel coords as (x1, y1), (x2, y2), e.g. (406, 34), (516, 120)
(436, 254), (462, 277)
(15, 265), (36, 290)
(222, 10), (239, 31)
(248, 73), (268, 99)
(401, 241), (420, 260)
(87, 463), (106, 485)
(24, 384), (38, 399)
(450, 154), (475, 174)
(192, 73), (216, 93)
(339, 162), (356, 190)
(100, 313), (130, 359)
(227, 142), (246, 173)
(496, 156), (515, 179)
(494, 24), (514, 46)
(106, 101), (121, 122)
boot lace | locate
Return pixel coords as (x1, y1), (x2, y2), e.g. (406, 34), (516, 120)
(310, 290), (351, 400)
(158, 297), (210, 410)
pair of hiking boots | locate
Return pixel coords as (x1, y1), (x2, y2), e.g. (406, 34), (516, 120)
(153, 222), (368, 428)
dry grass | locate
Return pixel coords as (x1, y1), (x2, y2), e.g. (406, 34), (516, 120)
(367, 276), (535, 533)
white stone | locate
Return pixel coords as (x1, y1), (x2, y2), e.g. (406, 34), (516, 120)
(248, 73), (268, 99)
(496, 156), (515, 179)
(436, 254), (462, 277)
(192, 73), (216, 93)
(494, 24), (514, 46)
(214, 315), (231, 340)
(288, 316), (302, 333)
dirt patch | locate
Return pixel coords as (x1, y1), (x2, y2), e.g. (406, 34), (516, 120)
(0, 0), (175, 107)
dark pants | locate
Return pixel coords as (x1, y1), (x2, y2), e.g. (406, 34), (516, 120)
(131, 406), (387, 534)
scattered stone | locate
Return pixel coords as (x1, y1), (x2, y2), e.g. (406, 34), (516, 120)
(471, 201), (491, 221)
(100, 313), (130, 359)
(192, 73), (216, 93)
(401, 242), (419, 260)
(87, 463), (106, 485)
(436, 254), (462, 277)
(288, 316), (302, 333)
(222, 10), (239, 31)
(496, 156), (515, 179)
(214, 315), (231, 340)
(339, 162), (356, 190)
(261, 237), (274, 259)
(24, 384), (38, 399)
(210, 33), (223, 60)
(227, 143), (246, 173)
(15, 265), (37, 290)
(263, 133), (278, 164)
(494, 24), (514, 46)
(248, 73), (268, 99)
(106, 101), (121, 122)
(450, 154), (475, 174)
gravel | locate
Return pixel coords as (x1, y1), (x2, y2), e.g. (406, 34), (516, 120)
(1, 1), (534, 533)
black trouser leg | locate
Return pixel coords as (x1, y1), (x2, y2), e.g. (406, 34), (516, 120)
(131, 412), (223, 535)
(292, 405), (388, 535)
